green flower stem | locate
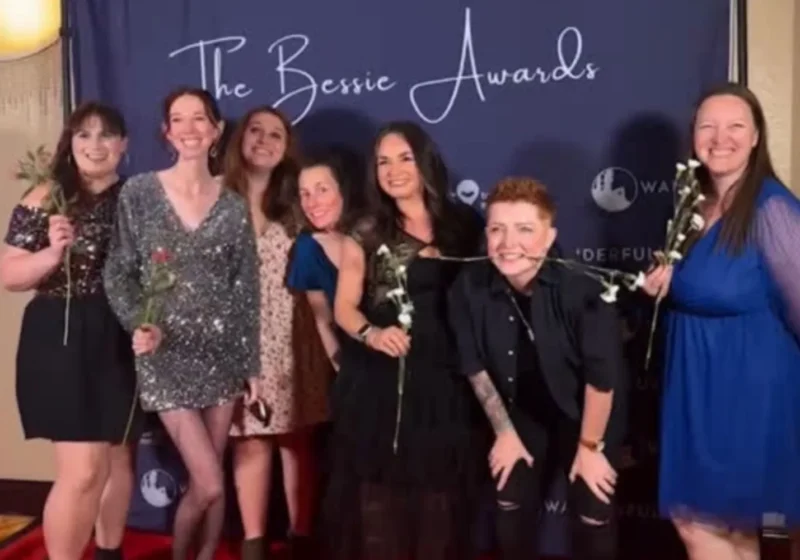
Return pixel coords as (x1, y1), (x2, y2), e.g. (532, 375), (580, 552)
(392, 350), (407, 455)
(62, 250), (71, 345)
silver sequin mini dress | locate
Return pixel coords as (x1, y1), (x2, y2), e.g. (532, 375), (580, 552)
(103, 172), (261, 412)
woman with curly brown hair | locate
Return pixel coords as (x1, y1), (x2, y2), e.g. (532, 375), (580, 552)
(225, 106), (332, 560)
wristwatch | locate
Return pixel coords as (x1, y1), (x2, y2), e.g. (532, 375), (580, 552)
(579, 438), (605, 452)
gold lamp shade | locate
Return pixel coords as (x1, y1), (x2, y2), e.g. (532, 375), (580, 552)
(0, 0), (61, 62)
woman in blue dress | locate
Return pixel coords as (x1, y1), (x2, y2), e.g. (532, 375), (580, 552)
(287, 148), (366, 369)
(644, 83), (800, 560)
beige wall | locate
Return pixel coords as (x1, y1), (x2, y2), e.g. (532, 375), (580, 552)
(0, 43), (62, 480)
(0, 6), (799, 482)
(748, 0), (800, 192)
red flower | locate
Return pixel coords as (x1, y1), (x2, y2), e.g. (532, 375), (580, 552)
(151, 248), (171, 264)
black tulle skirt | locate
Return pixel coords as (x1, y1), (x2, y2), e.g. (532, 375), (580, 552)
(320, 330), (484, 560)
(15, 293), (144, 443)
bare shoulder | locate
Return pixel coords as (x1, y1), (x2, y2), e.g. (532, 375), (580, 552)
(19, 183), (54, 208)
(341, 234), (365, 257)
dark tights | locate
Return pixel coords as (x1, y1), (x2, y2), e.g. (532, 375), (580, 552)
(158, 402), (236, 560)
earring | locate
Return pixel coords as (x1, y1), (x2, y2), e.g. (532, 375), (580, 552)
(209, 144), (218, 158)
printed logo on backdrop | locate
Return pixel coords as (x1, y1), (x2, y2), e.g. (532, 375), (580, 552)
(168, 7), (600, 124)
(579, 166), (673, 265)
(140, 469), (181, 508)
(591, 167), (638, 212)
(591, 166), (672, 214)
(455, 179), (485, 209)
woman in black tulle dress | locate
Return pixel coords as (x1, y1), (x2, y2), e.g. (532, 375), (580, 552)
(322, 121), (483, 560)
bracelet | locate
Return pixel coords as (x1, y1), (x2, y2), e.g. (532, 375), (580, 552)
(356, 323), (373, 343)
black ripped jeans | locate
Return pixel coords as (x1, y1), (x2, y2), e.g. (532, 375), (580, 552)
(491, 409), (619, 560)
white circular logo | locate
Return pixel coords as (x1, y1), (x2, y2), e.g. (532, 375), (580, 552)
(455, 179), (481, 205)
(140, 468), (178, 508)
(591, 167), (638, 212)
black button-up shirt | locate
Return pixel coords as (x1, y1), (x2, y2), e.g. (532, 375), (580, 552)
(448, 260), (628, 428)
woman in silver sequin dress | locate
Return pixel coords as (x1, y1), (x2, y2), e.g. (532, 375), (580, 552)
(224, 106), (332, 560)
(0, 103), (142, 560)
(103, 88), (261, 560)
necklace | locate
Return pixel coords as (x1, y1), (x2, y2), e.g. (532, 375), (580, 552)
(508, 290), (535, 343)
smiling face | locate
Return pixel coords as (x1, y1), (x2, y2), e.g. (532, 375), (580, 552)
(163, 94), (222, 161)
(375, 133), (423, 201)
(241, 111), (288, 172)
(486, 201), (556, 288)
(70, 115), (127, 180)
(298, 164), (344, 231)
(693, 94), (759, 187)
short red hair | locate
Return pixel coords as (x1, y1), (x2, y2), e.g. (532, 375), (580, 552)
(485, 177), (556, 221)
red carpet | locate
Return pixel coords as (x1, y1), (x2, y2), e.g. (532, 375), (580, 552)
(0, 526), (498, 560)
(0, 525), (281, 560)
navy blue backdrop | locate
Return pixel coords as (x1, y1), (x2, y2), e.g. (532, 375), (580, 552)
(70, 0), (729, 556)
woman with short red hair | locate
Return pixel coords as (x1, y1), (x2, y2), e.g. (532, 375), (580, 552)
(449, 177), (629, 560)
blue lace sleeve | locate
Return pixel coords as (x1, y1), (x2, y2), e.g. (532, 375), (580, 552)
(755, 191), (800, 339)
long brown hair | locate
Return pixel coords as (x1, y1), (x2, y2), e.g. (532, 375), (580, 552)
(690, 83), (780, 253)
(51, 102), (127, 201)
(222, 106), (298, 227)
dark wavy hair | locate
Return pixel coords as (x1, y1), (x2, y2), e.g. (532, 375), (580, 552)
(222, 105), (298, 228)
(366, 121), (472, 251)
(50, 102), (127, 201)
(161, 86), (224, 172)
(690, 82), (781, 253)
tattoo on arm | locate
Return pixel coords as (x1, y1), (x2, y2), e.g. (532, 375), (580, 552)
(469, 371), (513, 435)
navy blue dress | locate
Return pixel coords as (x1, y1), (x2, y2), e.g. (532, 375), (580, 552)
(659, 178), (800, 529)
(287, 231), (338, 305)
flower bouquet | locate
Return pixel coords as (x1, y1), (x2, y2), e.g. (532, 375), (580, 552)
(376, 243), (415, 454)
(642, 158), (705, 368)
(14, 146), (77, 345)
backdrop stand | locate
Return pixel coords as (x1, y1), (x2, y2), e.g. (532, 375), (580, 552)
(59, 0), (73, 121)
(736, 0), (748, 84)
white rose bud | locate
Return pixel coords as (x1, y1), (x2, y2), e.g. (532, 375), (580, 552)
(628, 271), (646, 291)
(600, 284), (619, 303)
(688, 159), (701, 169)
(387, 288), (404, 299)
(398, 312), (412, 328)
(377, 244), (390, 256)
(668, 250), (683, 261)
(690, 213), (705, 231)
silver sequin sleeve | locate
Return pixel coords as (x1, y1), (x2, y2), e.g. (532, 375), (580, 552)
(229, 211), (261, 382)
(103, 181), (144, 332)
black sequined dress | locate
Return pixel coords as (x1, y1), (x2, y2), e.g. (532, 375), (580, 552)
(321, 208), (484, 560)
(4, 181), (144, 443)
